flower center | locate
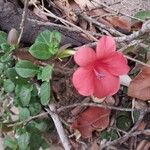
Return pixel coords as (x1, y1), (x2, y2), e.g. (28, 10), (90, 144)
(93, 68), (105, 80)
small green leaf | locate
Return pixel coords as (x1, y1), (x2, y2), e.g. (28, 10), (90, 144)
(19, 86), (31, 106)
(0, 52), (12, 62)
(4, 136), (17, 150)
(101, 130), (118, 141)
(4, 79), (15, 93)
(15, 60), (39, 78)
(40, 82), (50, 105)
(6, 68), (30, 84)
(0, 62), (4, 73)
(1, 43), (15, 52)
(49, 31), (61, 49)
(29, 43), (52, 60)
(133, 111), (140, 122)
(134, 10), (150, 21)
(29, 102), (41, 116)
(38, 65), (53, 82)
(116, 116), (132, 131)
(17, 132), (30, 150)
(0, 31), (7, 45)
(35, 121), (48, 132)
(35, 30), (52, 45)
(19, 108), (30, 121)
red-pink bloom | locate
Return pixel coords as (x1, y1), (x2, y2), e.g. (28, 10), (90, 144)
(72, 36), (130, 98)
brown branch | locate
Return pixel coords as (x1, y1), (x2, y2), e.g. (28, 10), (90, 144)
(57, 102), (150, 113)
(45, 103), (72, 150)
(17, 0), (29, 44)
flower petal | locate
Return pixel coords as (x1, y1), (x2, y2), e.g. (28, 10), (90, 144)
(93, 67), (120, 98)
(96, 36), (116, 58)
(72, 67), (94, 96)
(74, 47), (96, 67)
(102, 52), (130, 76)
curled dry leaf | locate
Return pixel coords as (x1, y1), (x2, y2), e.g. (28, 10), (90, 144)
(72, 107), (111, 138)
(128, 61), (150, 101)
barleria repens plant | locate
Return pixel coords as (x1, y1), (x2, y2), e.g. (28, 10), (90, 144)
(0, 29), (132, 148)
(0, 29), (66, 149)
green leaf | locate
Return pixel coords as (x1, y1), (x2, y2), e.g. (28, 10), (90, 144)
(38, 65), (53, 82)
(0, 31), (7, 45)
(29, 102), (41, 116)
(116, 116), (132, 131)
(49, 31), (61, 49)
(35, 121), (48, 132)
(4, 79), (15, 93)
(35, 30), (52, 45)
(40, 82), (50, 105)
(134, 10), (150, 21)
(1, 43), (15, 53)
(19, 86), (31, 106)
(4, 136), (17, 150)
(101, 130), (118, 141)
(19, 108), (30, 121)
(17, 132), (30, 150)
(29, 43), (52, 60)
(0, 52), (12, 62)
(6, 68), (30, 84)
(133, 111), (140, 122)
(57, 49), (75, 59)
(15, 60), (39, 78)
(0, 62), (4, 73)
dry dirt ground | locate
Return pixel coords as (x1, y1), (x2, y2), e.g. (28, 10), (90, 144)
(102, 0), (150, 16)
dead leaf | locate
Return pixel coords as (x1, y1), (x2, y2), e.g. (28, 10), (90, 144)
(128, 61), (150, 101)
(74, 0), (98, 10)
(89, 140), (99, 150)
(131, 22), (143, 31)
(72, 107), (110, 138)
(106, 16), (131, 33)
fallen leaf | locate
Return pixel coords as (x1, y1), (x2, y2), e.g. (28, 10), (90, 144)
(128, 61), (150, 101)
(74, 0), (98, 10)
(106, 16), (131, 33)
(89, 140), (99, 150)
(72, 107), (110, 138)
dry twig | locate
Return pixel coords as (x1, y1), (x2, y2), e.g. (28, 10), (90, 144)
(45, 103), (72, 150)
(17, 0), (29, 44)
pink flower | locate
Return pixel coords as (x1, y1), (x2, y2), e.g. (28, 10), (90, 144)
(72, 36), (130, 98)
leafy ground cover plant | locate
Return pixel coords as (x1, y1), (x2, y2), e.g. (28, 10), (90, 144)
(0, 29), (66, 150)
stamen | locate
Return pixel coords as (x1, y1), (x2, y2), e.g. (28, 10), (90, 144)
(93, 69), (105, 80)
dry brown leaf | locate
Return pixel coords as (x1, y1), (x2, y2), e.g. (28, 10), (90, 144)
(131, 22), (143, 31)
(74, 0), (98, 10)
(128, 61), (150, 101)
(106, 16), (131, 33)
(89, 140), (99, 150)
(72, 107), (110, 138)
(54, 0), (78, 23)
